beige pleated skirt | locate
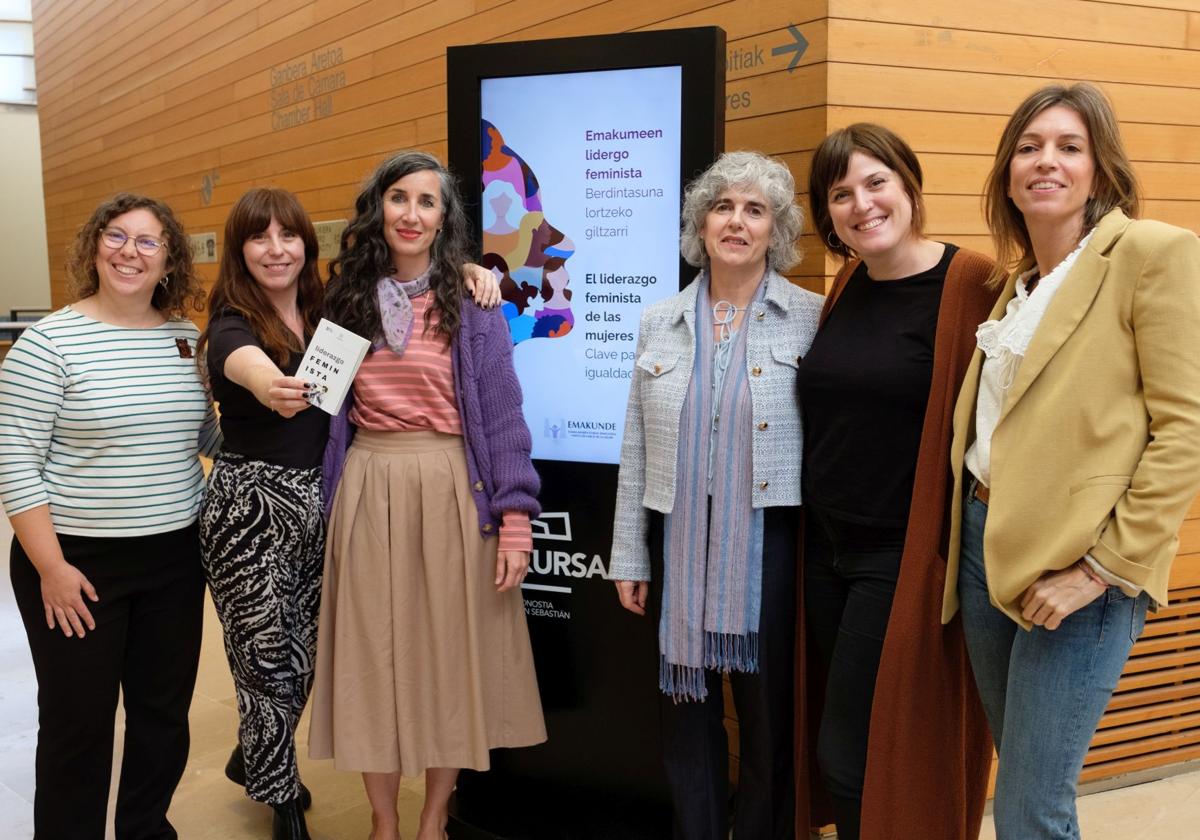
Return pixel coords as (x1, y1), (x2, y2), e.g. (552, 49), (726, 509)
(308, 429), (546, 775)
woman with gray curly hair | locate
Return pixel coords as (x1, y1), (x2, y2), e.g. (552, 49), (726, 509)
(609, 150), (823, 840)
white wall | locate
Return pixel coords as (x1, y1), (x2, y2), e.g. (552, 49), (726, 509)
(0, 104), (51, 314)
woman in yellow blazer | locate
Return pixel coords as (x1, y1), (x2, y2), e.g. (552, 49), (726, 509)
(944, 82), (1200, 839)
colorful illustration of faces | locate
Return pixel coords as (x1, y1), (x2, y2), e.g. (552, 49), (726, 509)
(481, 119), (576, 345)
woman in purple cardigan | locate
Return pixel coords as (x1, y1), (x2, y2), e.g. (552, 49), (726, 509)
(308, 151), (546, 840)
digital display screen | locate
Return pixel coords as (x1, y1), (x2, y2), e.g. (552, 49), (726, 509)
(480, 66), (683, 464)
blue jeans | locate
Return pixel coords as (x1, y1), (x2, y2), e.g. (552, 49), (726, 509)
(957, 492), (1148, 839)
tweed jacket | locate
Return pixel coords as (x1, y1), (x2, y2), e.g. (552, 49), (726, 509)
(943, 210), (1200, 625)
(609, 270), (823, 581)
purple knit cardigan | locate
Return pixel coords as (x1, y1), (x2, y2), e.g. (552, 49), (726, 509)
(321, 299), (541, 535)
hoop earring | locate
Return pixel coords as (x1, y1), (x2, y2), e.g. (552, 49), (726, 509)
(826, 231), (840, 250)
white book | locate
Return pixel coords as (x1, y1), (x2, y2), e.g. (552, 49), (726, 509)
(297, 318), (370, 415)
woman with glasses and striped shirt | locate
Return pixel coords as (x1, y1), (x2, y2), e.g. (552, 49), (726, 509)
(0, 193), (221, 839)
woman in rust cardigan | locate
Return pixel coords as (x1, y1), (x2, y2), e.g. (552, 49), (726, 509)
(795, 124), (996, 840)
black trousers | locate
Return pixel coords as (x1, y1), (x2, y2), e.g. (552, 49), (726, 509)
(649, 505), (798, 840)
(9, 524), (204, 840)
(803, 508), (906, 840)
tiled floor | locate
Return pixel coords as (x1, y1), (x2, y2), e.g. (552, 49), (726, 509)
(0, 509), (1198, 839)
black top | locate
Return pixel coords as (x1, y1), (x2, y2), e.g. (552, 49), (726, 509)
(797, 244), (957, 526)
(207, 313), (329, 469)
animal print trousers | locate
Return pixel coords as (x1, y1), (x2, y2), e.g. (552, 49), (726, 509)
(199, 452), (325, 805)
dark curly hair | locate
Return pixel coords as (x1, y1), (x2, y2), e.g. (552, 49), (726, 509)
(66, 193), (204, 318)
(197, 188), (324, 367)
(324, 150), (475, 343)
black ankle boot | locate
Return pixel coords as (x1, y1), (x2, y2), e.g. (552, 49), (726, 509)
(272, 799), (311, 840)
(225, 744), (314, 810)
(224, 743), (246, 786)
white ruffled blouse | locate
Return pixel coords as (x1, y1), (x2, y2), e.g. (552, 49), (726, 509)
(964, 230), (1094, 487)
(963, 231), (1138, 594)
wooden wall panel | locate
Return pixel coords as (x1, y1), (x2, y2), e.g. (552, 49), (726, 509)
(827, 18), (1200, 87)
(829, 65), (1200, 129)
(1092, 0), (1200, 12)
(816, 1), (1200, 269)
(31, 4), (1198, 432)
(834, 0), (1196, 48)
(36, 0), (841, 305)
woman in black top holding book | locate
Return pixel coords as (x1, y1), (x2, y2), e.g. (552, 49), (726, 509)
(197, 188), (328, 840)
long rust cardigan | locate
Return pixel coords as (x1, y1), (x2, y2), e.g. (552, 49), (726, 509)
(795, 248), (999, 840)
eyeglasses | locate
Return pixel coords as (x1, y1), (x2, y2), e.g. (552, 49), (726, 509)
(100, 228), (166, 256)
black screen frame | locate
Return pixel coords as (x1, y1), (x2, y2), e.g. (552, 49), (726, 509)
(447, 26), (725, 298)
(442, 30), (725, 832)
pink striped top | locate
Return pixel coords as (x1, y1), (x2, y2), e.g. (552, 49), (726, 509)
(351, 293), (461, 435)
(351, 292), (531, 551)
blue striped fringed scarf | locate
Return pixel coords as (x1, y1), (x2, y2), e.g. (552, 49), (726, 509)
(659, 274), (765, 702)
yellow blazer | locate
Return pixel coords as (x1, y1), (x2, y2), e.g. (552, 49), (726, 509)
(943, 209), (1200, 627)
